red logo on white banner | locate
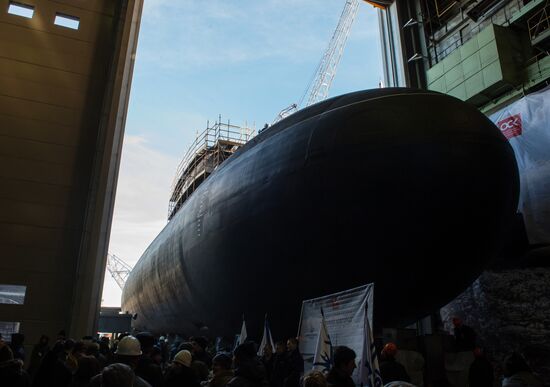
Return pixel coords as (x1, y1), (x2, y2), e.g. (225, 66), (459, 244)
(497, 114), (523, 139)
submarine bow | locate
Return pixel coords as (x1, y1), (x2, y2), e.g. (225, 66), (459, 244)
(122, 88), (519, 337)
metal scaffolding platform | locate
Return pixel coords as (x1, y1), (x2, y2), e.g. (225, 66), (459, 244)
(168, 117), (255, 220)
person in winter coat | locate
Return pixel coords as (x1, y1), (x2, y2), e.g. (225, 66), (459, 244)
(452, 318), (477, 352)
(271, 342), (288, 387)
(190, 337), (213, 368)
(227, 342), (270, 387)
(66, 341), (87, 374)
(27, 335), (50, 378)
(379, 343), (410, 385)
(261, 345), (274, 382)
(304, 371), (328, 387)
(284, 338), (303, 387)
(0, 343), (31, 387)
(32, 340), (72, 387)
(100, 363), (135, 387)
(468, 348), (493, 387)
(90, 336), (151, 387)
(10, 333), (26, 363)
(69, 355), (101, 387)
(204, 353), (233, 387)
(326, 346), (356, 387)
(135, 333), (163, 387)
(162, 350), (200, 387)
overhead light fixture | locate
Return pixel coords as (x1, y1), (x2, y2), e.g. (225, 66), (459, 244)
(408, 53), (425, 62)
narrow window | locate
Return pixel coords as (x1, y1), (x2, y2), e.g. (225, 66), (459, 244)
(0, 284), (27, 305)
(7, 2), (34, 18)
(0, 322), (20, 341)
(54, 13), (79, 30)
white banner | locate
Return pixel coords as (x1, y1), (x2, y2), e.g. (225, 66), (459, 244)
(298, 284), (374, 385)
(489, 86), (550, 244)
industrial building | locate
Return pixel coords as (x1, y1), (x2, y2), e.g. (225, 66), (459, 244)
(377, 0), (549, 110)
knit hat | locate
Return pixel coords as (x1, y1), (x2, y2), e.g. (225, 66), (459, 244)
(174, 350), (192, 367)
(382, 342), (398, 358)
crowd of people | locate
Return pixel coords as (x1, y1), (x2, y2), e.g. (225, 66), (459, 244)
(0, 321), (544, 387)
(0, 332), (308, 387)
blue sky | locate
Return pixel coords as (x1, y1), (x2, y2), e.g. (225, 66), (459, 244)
(102, 0), (383, 306)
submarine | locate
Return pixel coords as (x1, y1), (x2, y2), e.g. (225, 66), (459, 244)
(122, 88), (519, 338)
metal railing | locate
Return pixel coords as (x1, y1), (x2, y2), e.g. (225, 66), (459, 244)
(428, 0), (529, 65)
(168, 118), (255, 219)
(528, 3), (550, 41)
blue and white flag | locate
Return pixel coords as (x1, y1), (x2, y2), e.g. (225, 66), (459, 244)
(360, 315), (382, 387)
(312, 309), (333, 372)
(258, 314), (275, 356)
(238, 318), (248, 345)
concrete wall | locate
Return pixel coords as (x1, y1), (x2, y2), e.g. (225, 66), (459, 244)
(0, 0), (142, 360)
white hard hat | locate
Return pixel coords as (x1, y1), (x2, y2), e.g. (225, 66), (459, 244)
(115, 335), (142, 356)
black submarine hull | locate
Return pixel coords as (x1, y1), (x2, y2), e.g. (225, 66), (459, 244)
(122, 88), (519, 338)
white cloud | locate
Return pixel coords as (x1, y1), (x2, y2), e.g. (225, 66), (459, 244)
(102, 135), (179, 306)
(136, 0), (363, 71)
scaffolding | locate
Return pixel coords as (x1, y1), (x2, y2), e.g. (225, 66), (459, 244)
(528, 3), (550, 45)
(168, 117), (255, 220)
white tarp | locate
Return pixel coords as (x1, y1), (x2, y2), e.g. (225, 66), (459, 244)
(489, 87), (550, 245)
(298, 284), (374, 385)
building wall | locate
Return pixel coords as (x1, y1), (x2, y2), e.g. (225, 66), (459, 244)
(378, 0), (550, 112)
(0, 0), (142, 356)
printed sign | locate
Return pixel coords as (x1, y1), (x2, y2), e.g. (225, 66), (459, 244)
(497, 114), (522, 139)
(489, 86), (550, 244)
(298, 284), (374, 385)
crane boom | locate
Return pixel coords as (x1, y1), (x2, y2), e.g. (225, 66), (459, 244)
(106, 253), (133, 290)
(273, 0), (360, 123)
(304, 0), (360, 107)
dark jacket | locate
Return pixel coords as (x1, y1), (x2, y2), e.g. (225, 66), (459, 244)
(207, 369), (234, 387)
(193, 351), (213, 368)
(271, 353), (288, 387)
(469, 356), (494, 387)
(454, 325), (476, 352)
(0, 359), (31, 387)
(162, 364), (200, 387)
(326, 368), (355, 387)
(191, 360), (210, 382)
(227, 359), (270, 387)
(284, 351), (303, 387)
(261, 356), (274, 382)
(136, 355), (163, 387)
(380, 358), (410, 384)
(90, 373), (151, 387)
(32, 351), (72, 387)
(28, 344), (49, 377)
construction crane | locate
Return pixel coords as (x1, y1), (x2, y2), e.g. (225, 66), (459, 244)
(106, 253), (133, 290)
(274, 0), (361, 123)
